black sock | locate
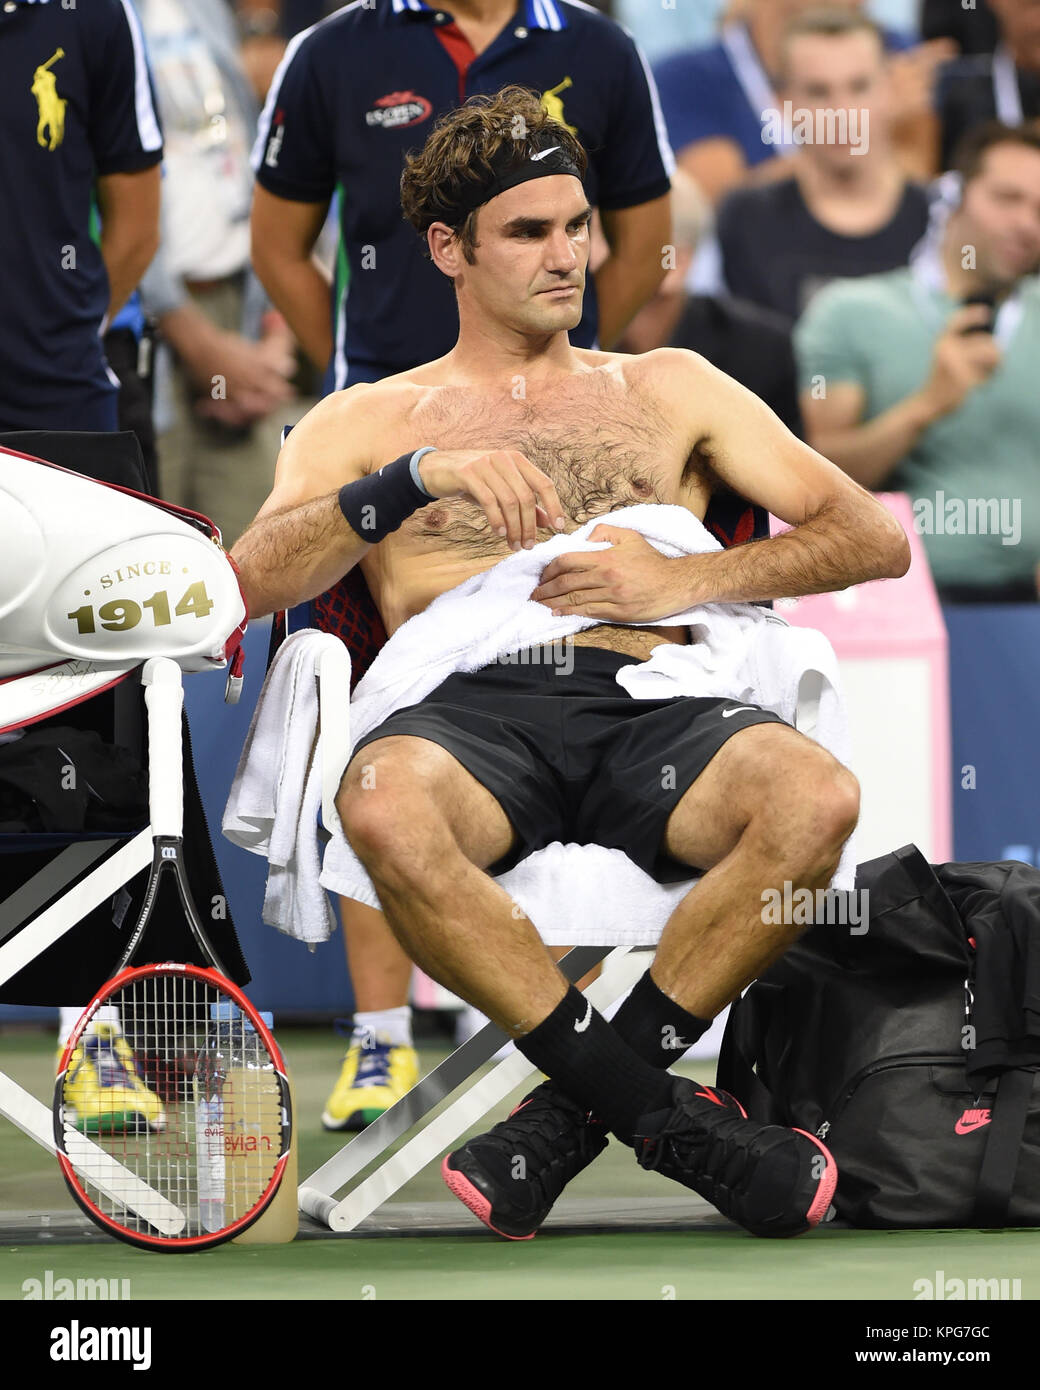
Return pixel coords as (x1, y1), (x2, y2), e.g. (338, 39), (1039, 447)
(610, 969), (712, 1067)
(515, 985), (674, 1144)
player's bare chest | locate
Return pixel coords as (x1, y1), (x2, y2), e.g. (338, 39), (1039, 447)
(403, 381), (688, 510)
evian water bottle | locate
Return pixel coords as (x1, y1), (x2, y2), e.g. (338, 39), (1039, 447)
(193, 1001), (233, 1234)
(224, 1010), (282, 1225)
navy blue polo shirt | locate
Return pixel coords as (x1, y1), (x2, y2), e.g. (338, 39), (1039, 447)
(0, 0), (163, 432)
(253, 0), (674, 392)
(654, 22), (916, 170)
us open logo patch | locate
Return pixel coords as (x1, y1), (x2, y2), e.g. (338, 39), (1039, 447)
(365, 90), (432, 129)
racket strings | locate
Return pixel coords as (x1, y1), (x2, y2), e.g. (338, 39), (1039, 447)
(59, 969), (284, 1243)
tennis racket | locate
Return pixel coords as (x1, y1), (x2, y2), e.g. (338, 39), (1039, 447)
(54, 658), (292, 1252)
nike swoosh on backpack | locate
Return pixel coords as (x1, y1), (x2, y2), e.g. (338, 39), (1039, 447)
(954, 1115), (992, 1134)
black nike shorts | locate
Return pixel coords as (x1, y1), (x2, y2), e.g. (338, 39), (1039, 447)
(349, 645), (789, 883)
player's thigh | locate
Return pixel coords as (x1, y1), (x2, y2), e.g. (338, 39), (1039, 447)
(662, 721), (852, 871)
(340, 733), (516, 870)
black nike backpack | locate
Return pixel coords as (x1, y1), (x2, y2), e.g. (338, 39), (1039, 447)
(716, 844), (1040, 1228)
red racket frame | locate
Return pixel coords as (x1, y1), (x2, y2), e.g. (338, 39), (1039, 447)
(55, 961), (292, 1253)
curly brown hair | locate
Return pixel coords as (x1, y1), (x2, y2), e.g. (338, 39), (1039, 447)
(400, 85), (588, 264)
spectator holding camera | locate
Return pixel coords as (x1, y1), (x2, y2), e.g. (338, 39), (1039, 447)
(795, 123), (1040, 600)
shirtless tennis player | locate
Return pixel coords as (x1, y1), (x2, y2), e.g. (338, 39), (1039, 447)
(232, 86), (909, 1240)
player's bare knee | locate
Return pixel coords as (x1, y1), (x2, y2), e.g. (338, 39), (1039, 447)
(339, 790), (410, 867)
(748, 755), (859, 876)
(339, 736), (434, 816)
(821, 765), (860, 843)
(336, 759), (387, 846)
(338, 749), (441, 867)
(787, 764), (860, 878)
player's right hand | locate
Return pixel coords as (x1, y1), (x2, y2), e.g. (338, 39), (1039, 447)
(418, 449), (571, 551)
(919, 305), (1003, 418)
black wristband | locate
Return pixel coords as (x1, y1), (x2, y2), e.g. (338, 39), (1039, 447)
(338, 453), (435, 544)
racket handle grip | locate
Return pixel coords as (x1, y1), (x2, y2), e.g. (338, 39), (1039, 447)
(142, 657), (185, 839)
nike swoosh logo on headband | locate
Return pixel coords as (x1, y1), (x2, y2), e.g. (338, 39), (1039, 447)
(531, 146), (561, 162)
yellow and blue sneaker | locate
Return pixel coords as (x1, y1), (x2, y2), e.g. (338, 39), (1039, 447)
(321, 1036), (419, 1131)
(61, 1022), (166, 1135)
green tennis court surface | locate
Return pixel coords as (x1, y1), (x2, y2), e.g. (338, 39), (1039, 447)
(3, 1028), (1039, 1302)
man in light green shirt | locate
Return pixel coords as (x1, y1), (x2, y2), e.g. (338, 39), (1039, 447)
(795, 121), (1040, 599)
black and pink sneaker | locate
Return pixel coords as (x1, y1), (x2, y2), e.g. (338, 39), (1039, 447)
(634, 1076), (837, 1238)
(442, 1082), (609, 1239)
(442, 1079), (748, 1239)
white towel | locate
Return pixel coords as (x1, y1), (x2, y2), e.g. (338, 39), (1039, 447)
(223, 630), (338, 945)
(320, 503), (857, 943)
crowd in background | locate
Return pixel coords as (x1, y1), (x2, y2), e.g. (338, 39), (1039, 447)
(629, 0), (1040, 603)
(255, 0), (1040, 603)
(2, 0), (1038, 600)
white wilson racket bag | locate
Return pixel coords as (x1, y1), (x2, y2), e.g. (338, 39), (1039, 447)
(0, 446), (248, 734)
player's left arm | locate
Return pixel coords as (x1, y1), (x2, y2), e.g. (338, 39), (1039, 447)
(531, 349), (910, 619)
(670, 349), (911, 603)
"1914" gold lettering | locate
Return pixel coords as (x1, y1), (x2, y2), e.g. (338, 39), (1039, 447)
(66, 582), (214, 636)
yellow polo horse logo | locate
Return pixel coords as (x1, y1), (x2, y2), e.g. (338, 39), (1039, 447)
(540, 78), (578, 136)
(33, 48), (67, 151)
